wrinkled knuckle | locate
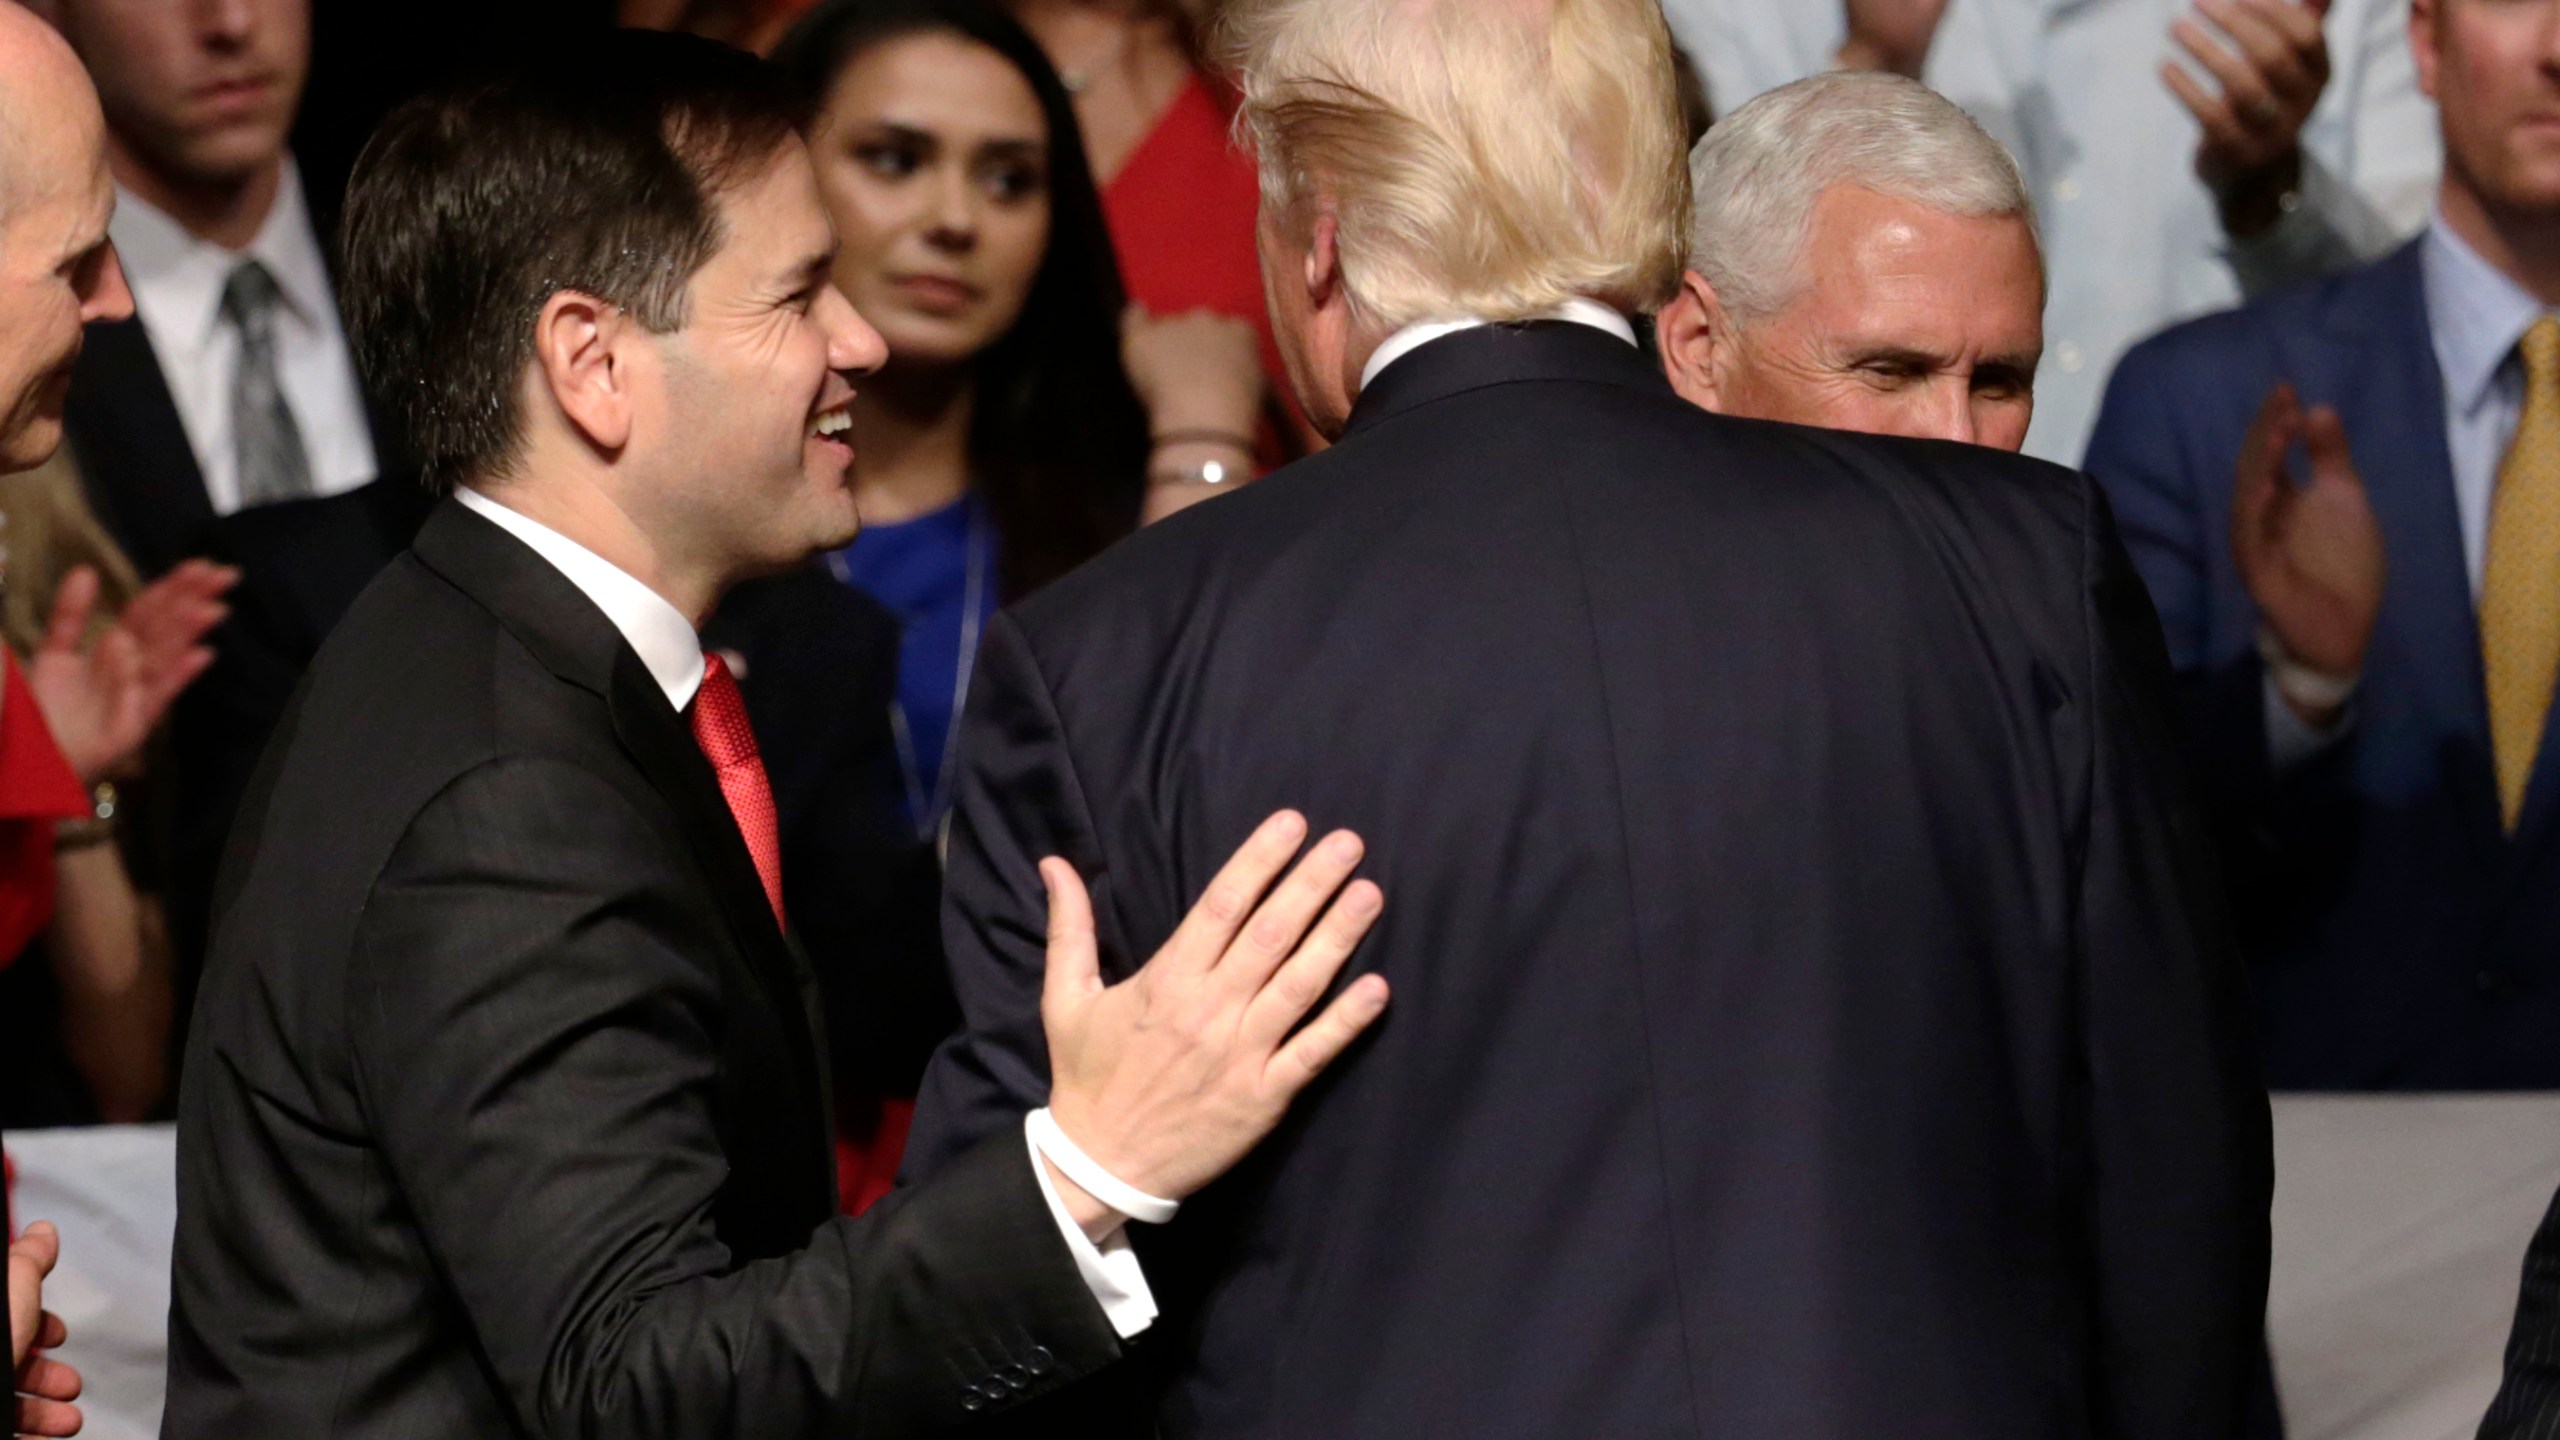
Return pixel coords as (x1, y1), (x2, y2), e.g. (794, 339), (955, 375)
(1201, 884), (1249, 926)
(1272, 970), (1322, 1015)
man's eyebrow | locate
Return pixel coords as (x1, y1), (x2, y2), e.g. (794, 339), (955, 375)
(778, 248), (835, 293)
(1845, 345), (1943, 370)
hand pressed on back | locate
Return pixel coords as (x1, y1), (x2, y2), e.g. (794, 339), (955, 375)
(1038, 810), (1391, 1233)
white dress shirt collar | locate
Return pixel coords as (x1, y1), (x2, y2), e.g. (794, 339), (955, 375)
(455, 487), (708, 712)
(1358, 297), (1639, 392)
(112, 162), (336, 360)
(108, 160), (382, 514)
(2423, 213), (2547, 423)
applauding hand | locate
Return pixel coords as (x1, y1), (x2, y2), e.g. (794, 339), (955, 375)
(2163, 0), (2334, 239)
(11, 1222), (83, 1439)
(2231, 382), (2385, 724)
(1038, 811), (1390, 1230)
(25, 559), (233, 785)
(1837, 0), (1952, 78)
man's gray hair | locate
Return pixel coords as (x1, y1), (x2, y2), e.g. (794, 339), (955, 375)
(1689, 71), (2036, 323)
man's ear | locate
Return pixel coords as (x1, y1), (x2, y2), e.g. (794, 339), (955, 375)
(2407, 0), (2439, 101)
(531, 290), (635, 456)
(1657, 270), (1729, 412)
(1304, 208), (1342, 313)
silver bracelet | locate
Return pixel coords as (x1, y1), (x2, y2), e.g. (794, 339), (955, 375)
(1149, 455), (1242, 488)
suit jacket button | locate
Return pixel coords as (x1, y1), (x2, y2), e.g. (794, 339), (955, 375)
(960, 1386), (987, 1414)
(1027, 1345), (1056, 1376)
(999, 1363), (1030, 1389)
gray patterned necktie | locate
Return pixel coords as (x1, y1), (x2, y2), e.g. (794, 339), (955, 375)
(220, 260), (312, 508)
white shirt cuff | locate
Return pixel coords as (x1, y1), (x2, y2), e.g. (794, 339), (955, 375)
(1024, 1115), (1159, 1339)
(2264, 668), (2356, 771)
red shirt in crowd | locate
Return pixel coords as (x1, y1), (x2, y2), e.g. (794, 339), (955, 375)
(0, 648), (88, 972)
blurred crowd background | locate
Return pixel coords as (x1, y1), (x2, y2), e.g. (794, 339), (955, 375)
(1, 0), (2556, 1437)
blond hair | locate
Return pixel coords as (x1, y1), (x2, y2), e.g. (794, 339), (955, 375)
(1215, 0), (1689, 332)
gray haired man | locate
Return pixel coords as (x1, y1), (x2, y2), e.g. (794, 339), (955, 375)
(1657, 70), (2048, 452)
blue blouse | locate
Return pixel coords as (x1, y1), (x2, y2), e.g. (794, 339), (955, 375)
(824, 493), (997, 838)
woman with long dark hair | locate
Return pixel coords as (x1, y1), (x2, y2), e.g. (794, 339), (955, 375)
(771, 0), (1190, 1209)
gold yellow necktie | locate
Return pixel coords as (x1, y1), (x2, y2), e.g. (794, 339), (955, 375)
(2483, 314), (2560, 832)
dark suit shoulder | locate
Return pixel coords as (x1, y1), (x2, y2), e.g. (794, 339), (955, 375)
(214, 478), (435, 564)
(2106, 241), (2417, 403)
(1012, 377), (2096, 692)
(265, 550), (643, 852)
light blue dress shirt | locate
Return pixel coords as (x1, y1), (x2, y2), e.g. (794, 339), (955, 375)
(1661, 0), (2440, 465)
(2260, 218), (2523, 768)
(2422, 216), (2542, 600)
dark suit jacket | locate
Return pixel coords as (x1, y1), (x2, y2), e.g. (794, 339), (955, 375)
(2083, 241), (2560, 1089)
(171, 487), (950, 1107)
(168, 479), (437, 988)
(62, 316), (415, 581)
(704, 570), (959, 1097)
(67, 308), (421, 1070)
(2485, 1188), (2560, 1439)
(164, 502), (1119, 1439)
(904, 323), (2273, 1439)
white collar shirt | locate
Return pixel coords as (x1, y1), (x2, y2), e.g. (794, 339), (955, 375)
(455, 486), (708, 711)
(2422, 213), (2546, 600)
(1360, 298), (1640, 392)
(110, 161), (381, 515)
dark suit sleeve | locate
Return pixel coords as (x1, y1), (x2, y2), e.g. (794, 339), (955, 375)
(2082, 343), (2273, 802)
(2083, 347), (2221, 675)
(347, 753), (1119, 1439)
(2074, 484), (2274, 1439)
(169, 531), (312, 985)
(2483, 1190), (2560, 1440)
(903, 611), (1116, 1182)
(2083, 338), (2361, 944)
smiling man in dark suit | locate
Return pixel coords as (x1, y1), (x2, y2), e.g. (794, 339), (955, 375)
(903, 1), (2270, 1436)
(164, 33), (1389, 1439)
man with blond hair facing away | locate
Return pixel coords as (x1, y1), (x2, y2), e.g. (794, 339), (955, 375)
(1659, 71), (2048, 453)
(904, 0), (2271, 1435)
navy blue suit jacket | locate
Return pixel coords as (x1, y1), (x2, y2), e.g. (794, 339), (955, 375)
(908, 324), (2270, 1439)
(2085, 240), (2560, 1089)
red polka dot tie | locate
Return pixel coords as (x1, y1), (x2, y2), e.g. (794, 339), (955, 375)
(690, 652), (786, 929)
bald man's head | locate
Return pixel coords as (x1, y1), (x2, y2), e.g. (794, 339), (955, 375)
(0, 3), (101, 212)
(0, 0), (129, 474)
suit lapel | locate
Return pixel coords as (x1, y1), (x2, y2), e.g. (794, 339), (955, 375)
(2330, 248), (2560, 879)
(63, 318), (216, 576)
(606, 661), (823, 985)
(410, 504), (831, 1144)
(2308, 246), (2508, 867)
(605, 647), (837, 1198)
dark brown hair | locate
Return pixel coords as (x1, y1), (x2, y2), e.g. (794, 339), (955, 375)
(771, 0), (1148, 598)
(338, 30), (809, 494)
